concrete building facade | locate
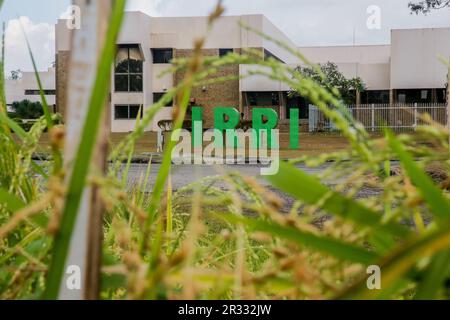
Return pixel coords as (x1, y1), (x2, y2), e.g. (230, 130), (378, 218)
(5, 68), (56, 112)
(55, 12), (450, 132)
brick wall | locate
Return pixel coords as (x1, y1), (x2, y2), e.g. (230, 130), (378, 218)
(173, 48), (240, 128)
(55, 51), (70, 121)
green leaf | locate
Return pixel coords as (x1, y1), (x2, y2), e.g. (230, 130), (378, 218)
(0, 111), (28, 139)
(216, 213), (379, 265)
(414, 250), (450, 300)
(0, 188), (26, 212)
(387, 131), (450, 222)
(266, 161), (411, 239)
(20, 24), (53, 129)
(337, 223), (450, 300)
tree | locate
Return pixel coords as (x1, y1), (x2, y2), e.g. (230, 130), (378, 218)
(291, 62), (366, 105)
(409, 0), (450, 14)
(10, 100), (44, 119)
(9, 69), (22, 80)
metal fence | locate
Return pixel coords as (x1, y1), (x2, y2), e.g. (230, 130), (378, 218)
(309, 103), (448, 132)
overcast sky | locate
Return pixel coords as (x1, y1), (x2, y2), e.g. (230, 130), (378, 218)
(1, 0), (450, 74)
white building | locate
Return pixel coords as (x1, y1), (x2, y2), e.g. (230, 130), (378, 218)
(55, 12), (450, 132)
(5, 68), (56, 111)
(300, 28), (450, 104)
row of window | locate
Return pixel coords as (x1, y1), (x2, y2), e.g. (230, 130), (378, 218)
(114, 93), (172, 119)
(116, 46), (235, 67)
(25, 89), (56, 95)
(150, 48), (234, 64)
(114, 46), (236, 92)
(361, 89), (447, 104)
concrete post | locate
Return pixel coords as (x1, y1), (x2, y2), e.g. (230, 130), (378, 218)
(60, 0), (111, 300)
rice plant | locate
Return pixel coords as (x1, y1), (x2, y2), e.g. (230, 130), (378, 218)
(0, 0), (450, 300)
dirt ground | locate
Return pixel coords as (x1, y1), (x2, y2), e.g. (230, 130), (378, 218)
(38, 132), (351, 158)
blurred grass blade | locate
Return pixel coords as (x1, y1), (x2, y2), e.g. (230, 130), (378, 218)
(0, 112), (49, 178)
(44, 0), (126, 300)
(414, 250), (450, 300)
(216, 213), (379, 265)
(166, 173), (173, 255)
(0, 188), (27, 212)
(19, 22), (53, 129)
(0, 111), (28, 139)
(142, 85), (193, 253)
(266, 161), (411, 239)
(337, 223), (450, 299)
(387, 131), (450, 222)
(0, 20), (8, 129)
(121, 106), (141, 187)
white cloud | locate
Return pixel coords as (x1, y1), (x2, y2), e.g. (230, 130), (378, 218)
(4, 16), (55, 75)
(124, 0), (450, 46)
(3, 0), (450, 75)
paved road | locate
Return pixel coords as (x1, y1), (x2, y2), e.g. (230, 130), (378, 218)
(123, 163), (332, 191)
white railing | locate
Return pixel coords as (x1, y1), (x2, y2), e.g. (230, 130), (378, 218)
(309, 103), (448, 132)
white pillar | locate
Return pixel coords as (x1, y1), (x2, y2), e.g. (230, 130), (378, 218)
(60, 0), (111, 300)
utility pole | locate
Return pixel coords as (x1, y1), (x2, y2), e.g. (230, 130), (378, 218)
(59, 0), (111, 300)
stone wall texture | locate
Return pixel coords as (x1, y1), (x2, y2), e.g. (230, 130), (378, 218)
(55, 51), (70, 121)
(173, 48), (241, 128)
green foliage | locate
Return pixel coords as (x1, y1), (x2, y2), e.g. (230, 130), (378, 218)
(291, 62), (366, 105)
(10, 100), (44, 119)
(1, 0), (450, 301)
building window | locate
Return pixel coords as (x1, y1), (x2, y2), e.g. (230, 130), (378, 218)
(264, 49), (284, 63)
(219, 48), (234, 57)
(246, 92), (280, 106)
(114, 105), (141, 119)
(25, 89), (56, 95)
(360, 90), (390, 104)
(437, 88), (447, 103)
(153, 92), (173, 107)
(286, 95), (310, 119)
(115, 44), (143, 92)
(396, 89), (433, 104)
(152, 48), (173, 64)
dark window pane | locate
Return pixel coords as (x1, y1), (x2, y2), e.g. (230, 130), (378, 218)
(115, 47), (129, 73)
(264, 49), (284, 63)
(437, 88), (446, 103)
(271, 92), (280, 105)
(248, 93), (257, 106)
(246, 92), (280, 106)
(115, 45), (143, 92)
(360, 90), (390, 104)
(129, 74), (143, 92)
(219, 48), (233, 57)
(396, 89), (433, 104)
(129, 59), (143, 73)
(129, 47), (143, 73)
(287, 95), (310, 119)
(25, 89), (55, 95)
(115, 105), (129, 119)
(152, 49), (173, 63)
(129, 105), (141, 119)
(115, 75), (129, 92)
(153, 92), (173, 107)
